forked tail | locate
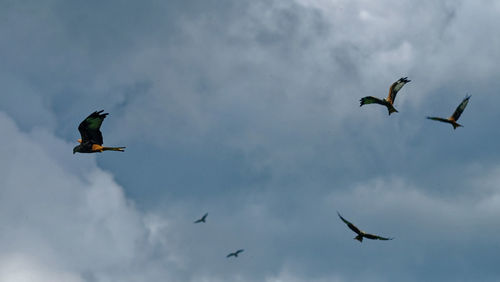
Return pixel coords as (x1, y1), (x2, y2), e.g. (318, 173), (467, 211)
(387, 105), (398, 115)
(452, 123), (463, 130)
(103, 146), (126, 152)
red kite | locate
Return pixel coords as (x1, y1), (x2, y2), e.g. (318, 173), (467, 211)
(226, 249), (244, 258)
(427, 95), (471, 129)
(194, 213), (208, 223)
(73, 110), (125, 154)
(338, 212), (393, 242)
(360, 77), (411, 115)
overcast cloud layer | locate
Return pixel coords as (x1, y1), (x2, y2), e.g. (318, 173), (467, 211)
(1, 0), (500, 281)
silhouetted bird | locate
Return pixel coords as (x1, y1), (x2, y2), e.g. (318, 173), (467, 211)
(427, 95), (471, 129)
(360, 77), (411, 115)
(337, 212), (393, 242)
(73, 110), (125, 154)
(226, 249), (244, 258)
(194, 213), (208, 223)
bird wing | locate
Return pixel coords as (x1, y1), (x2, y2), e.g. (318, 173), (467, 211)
(337, 212), (362, 235)
(450, 95), (471, 122)
(194, 219), (202, 223)
(387, 77), (410, 104)
(363, 232), (393, 241)
(78, 110), (108, 145)
(427, 116), (451, 123)
(226, 253), (235, 258)
(235, 249), (244, 255)
(202, 213), (208, 220)
(360, 96), (386, 106)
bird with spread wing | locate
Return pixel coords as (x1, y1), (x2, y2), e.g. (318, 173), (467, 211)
(337, 212), (393, 242)
(360, 77), (411, 115)
(73, 110), (126, 154)
(226, 249), (244, 258)
(427, 95), (471, 129)
(194, 213), (208, 223)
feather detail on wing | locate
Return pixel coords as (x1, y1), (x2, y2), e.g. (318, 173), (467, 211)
(78, 110), (108, 145)
(360, 96), (386, 107)
(337, 212), (362, 235)
(387, 77), (410, 104)
(363, 233), (393, 240)
(450, 95), (471, 121)
(426, 117), (451, 123)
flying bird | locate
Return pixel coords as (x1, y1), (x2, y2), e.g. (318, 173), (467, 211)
(194, 213), (208, 223)
(360, 77), (411, 115)
(337, 212), (393, 242)
(427, 95), (471, 129)
(73, 110), (126, 154)
(226, 249), (244, 258)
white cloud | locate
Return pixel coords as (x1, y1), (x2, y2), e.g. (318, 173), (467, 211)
(2, 1), (500, 281)
(0, 254), (84, 282)
(0, 112), (176, 281)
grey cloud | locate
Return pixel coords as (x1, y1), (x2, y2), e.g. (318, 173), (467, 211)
(2, 0), (500, 281)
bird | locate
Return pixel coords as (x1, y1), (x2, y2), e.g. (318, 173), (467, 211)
(226, 249), (244, 258)
(360, 77), (411, 115)
(427, 95), (471, 129)
(337, 212), (393, 242)
(194, 213), (208, 223)
(73, 110), (126, 154)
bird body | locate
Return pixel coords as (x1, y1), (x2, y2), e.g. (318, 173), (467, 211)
(360, 77), (411, 115)
(337, 212), (393, 242)
(73, 110), (126, 154)
(427, 95), (471, 129)
(227, 249), (244, 258)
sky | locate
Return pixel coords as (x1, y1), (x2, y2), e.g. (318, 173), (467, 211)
(1, 0), (500, 281)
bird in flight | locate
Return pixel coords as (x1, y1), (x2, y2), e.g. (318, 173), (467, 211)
(73, 110), (126, 154)
(226, 249), (244, 258)
(360, 77), (411, 115)
(194, 213), (208, 223)
(337, 212), (393, 242)
(427, 95), (471, 129)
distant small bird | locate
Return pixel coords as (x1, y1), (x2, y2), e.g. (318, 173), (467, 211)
(427, 95), (471, 129)
(360, 77), (411, 115)
(226, 249), (244, 258)
(337, 212), (393, 242)
(73, 110), (126, 154)
(194, 213), (208, 223)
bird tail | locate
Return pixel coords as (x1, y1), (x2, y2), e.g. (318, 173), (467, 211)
(355, 235), (363, 242)
(102, 146), (126, 152)
(387, 105), (398, 115)
(452, 122), (463, 130)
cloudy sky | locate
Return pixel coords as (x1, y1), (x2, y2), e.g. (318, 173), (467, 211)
(1, 0), (500, 281)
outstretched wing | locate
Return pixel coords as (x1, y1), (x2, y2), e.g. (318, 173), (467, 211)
(226, 253), (235, 258)
(78, 110), (108, 145)
(360, 96), (386, 107)
(450, 95), (471, 121)
(235, 249), (244, 255)
(363, 233), (393, 241)
(337, 212), (362, 235)
(427, 116), (450, 123)
(387, 77), (410, 104)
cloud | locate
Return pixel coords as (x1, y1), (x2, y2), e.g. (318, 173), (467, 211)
(2, 0), (500, 281)
(0, 112), (178, 281)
